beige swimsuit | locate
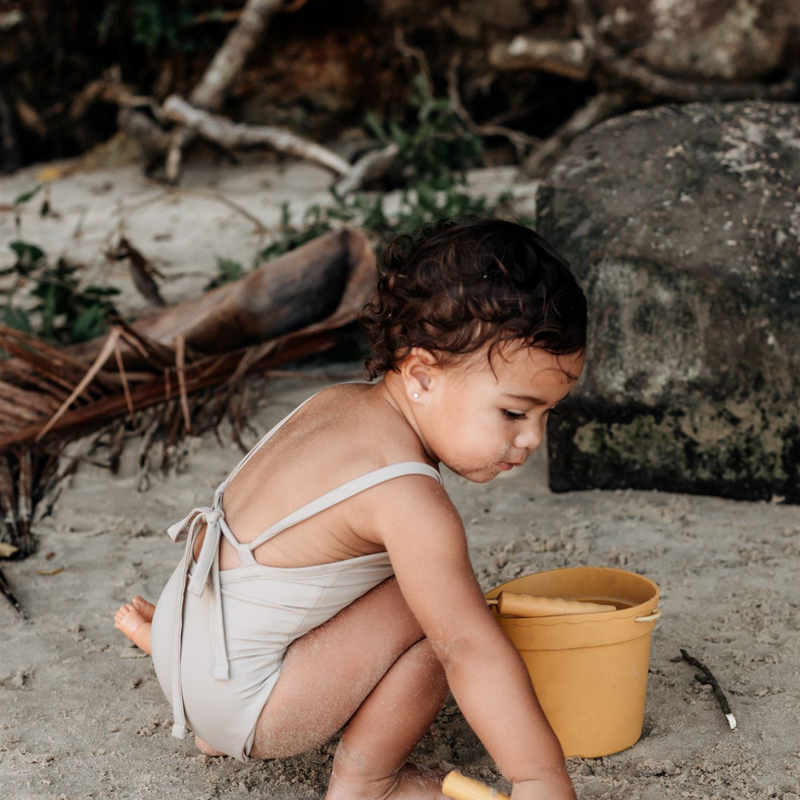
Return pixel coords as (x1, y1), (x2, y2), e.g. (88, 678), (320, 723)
(150, 385), (443, 762)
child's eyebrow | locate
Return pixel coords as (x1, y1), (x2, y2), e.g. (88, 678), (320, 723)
(501, 391), (571, 406)
(501, 393), (548, 405)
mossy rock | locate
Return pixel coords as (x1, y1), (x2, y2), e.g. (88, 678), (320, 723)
(539, 101), (800, 503)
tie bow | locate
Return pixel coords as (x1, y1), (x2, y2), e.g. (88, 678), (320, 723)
(166, 497), (231, 740)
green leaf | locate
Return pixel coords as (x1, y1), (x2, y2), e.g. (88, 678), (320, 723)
(415, 181), (437, 208)
(388, 121), (410, 149)
(363, 112), (387, 143)
(2, 305), (33, 334)
(83, 285), (121, 298)
(204, 257), (245, 291)
(70, 305), (106, 343)
(9, 241), (46, 271)
(14, 185), (42, 205)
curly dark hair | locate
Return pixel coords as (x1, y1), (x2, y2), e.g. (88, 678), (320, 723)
(358, 215), (587, 380)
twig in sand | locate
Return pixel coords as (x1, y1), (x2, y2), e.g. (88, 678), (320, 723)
(680, 648), (737, 730)
(106, 238), (166, 307)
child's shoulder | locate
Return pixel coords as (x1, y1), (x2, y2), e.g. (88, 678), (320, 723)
(305, 382), (457, 531)
(312, 382), (437, 471)
(257, 381), (443, 493)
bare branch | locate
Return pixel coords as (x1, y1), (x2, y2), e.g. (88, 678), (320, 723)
(164, 126), (193, 185)
(190, 0), (285, 112)
(520, 90), (637, 178)
(393, 25), (434, 95)
(333, 143), (400, 196)
(447, 54), (540, 160)
(162, 94), (351, 175)
(117, 107), (172, 164)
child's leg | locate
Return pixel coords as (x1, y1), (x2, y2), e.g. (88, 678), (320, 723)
(327, 638), (448, 800)
(250, 576), (449, 800)
(114, 596), (155, 655)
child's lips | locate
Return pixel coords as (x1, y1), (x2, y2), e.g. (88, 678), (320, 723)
(497, 461), (523, 470)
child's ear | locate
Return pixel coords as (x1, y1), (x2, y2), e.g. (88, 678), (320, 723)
(404, 347), (439, 394)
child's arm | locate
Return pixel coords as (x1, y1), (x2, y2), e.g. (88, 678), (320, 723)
(374, 477), (577, 800)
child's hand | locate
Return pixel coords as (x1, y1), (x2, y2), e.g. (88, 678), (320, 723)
(511, 775), (577, 800)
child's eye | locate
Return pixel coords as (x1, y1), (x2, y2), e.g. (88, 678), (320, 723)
(502, 410), (527, 421)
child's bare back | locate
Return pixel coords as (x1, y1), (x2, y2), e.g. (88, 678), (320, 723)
(210, 381), (441, 572)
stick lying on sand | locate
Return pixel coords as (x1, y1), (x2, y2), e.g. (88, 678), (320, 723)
(680, 648), (737, 730)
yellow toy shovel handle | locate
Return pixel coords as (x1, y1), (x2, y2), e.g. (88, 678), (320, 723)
(442, 770), (511, 800)
(487, 592), (616, 617)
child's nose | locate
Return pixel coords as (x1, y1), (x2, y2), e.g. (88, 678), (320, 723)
(513, 423), (543, 452)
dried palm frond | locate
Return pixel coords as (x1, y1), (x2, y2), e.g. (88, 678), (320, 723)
(0, 227), (377, 613)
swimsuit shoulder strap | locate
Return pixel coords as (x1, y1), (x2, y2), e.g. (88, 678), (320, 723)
(248, 462), (443, 551)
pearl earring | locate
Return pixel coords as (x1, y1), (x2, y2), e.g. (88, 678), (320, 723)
(412, 392), (419, 399)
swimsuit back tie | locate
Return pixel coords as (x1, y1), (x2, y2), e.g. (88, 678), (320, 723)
(166, 482), (231, 738)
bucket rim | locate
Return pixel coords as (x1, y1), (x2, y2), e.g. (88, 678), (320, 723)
(485, 566), (660, 626)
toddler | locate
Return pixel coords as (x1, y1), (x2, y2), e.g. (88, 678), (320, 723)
(114, 216), (587, 800)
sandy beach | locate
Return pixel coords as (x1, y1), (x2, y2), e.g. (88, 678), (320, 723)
(1, 364), (798, 800)
(0, 156), (798, 799)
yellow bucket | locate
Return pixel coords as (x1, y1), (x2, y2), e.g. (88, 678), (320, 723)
(485, 566), (661, 758)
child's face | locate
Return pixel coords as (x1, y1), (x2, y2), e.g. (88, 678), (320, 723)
(422, 343), (584, 483)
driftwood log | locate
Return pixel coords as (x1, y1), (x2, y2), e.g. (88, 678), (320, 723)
(70, 227), (375, 369)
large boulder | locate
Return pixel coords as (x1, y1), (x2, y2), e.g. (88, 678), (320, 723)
(539, 101), (800, 503)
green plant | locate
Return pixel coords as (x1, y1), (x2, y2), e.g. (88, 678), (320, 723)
(258, 202), (338, 263)
(205, 79), (523, 291)
(98, 1), (218, 52)
(1, 243), (120, 347)
(365, 75), (484, 189)
(204, 257), (245, 291)
(131, 0), (194, 50)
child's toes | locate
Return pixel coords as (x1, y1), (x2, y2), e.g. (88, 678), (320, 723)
(115, 606), (145, 637)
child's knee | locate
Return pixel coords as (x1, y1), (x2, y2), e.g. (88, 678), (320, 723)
(408, 639), (449, 698)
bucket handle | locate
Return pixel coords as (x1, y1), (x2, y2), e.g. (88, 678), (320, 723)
(635, 608), (661, 623)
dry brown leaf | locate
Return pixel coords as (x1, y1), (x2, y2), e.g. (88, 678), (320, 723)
(35, 567), (64, 576)
(0, 543), (19, 558)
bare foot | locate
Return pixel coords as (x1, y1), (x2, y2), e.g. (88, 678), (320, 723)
(132, 595), (156, 622)
(195, 735), (225, 757)
(390, 764), (448, 799)
(114, 601), (152, 655)
(327, 763), (447, 800)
